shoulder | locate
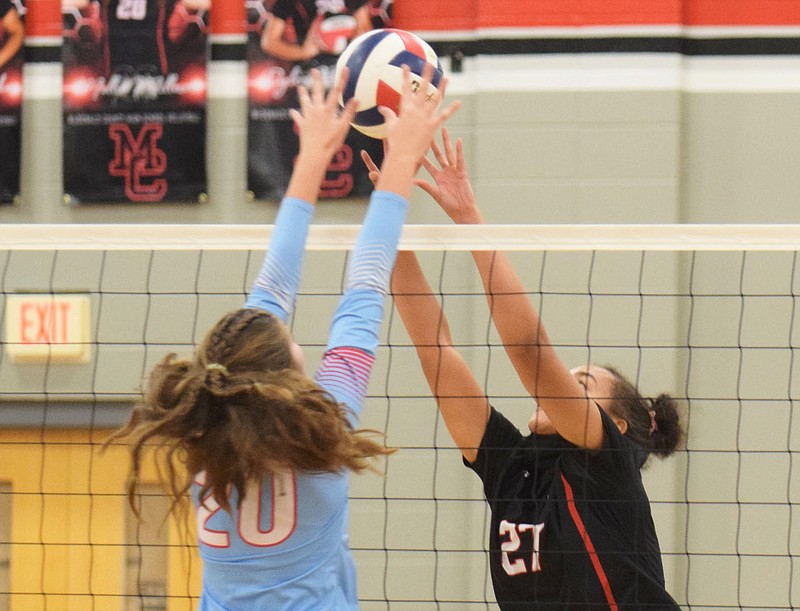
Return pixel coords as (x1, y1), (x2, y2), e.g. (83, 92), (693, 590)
(464, 407), (526, 473)
(482, 407), (527, 447)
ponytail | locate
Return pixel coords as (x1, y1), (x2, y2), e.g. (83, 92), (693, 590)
(106, 308), (394, 518)
(603, 365), (684, 464)
(647, 393), (683, 459)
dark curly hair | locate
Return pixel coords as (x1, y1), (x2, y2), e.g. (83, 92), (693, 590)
(603, 365), (684, 464)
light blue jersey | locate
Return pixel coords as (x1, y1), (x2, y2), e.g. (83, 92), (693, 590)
(192, 191), (408, 610)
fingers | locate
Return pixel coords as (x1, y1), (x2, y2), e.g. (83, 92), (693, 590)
(414, 179), (438, 200)
(360, 149), (379, 174)
(430, 138), (447, 169)
(330, 66), (349, 109)
(436, 76), (448, 102)
(419, 155), (438, 177)
(296, 84), (311, 114)
(340, 96), (359, 126)
(435, 99), (461, 126)
(309, 68), (324, 105)
(377, 104), (399, 132)
(441, 128), (456, 167)
(287, 107), (302, 128)
(360, 150), (381, 187)
(455, 137), (465, 171)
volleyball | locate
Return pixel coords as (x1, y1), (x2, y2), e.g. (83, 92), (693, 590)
(334, 28), (444, 139)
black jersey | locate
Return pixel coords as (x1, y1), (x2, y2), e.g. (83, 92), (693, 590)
(270, 0), (367, 43)
(0, 0), (13, 21)
(103, 0), (169, 76)
(466, 406), (680, 610)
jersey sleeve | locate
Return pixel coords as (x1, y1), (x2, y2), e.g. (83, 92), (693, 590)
(314, 190), (408, 425)
(245, 197), (314, 323)
(464, 407), (526, 499)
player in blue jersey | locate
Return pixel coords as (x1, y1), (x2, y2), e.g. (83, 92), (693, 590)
(365, 130), (684, 609)
(108, 65), (459, 610)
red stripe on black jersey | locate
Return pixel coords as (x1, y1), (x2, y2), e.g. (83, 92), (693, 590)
(560, 472), (619, 611)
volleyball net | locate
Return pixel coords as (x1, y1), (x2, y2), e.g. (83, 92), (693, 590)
(1, 223), (799, 610)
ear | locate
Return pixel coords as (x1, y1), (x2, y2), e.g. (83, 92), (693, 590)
(614, 417), (628, 435)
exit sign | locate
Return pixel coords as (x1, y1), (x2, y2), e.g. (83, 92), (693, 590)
(4, 294), (92, 364)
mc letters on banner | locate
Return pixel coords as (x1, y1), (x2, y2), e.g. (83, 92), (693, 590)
(62, 0), (207, 204)
(246, 0), (392, 201)
(0, 0), (23, 204)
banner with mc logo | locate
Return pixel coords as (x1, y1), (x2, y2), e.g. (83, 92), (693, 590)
(62, 0), (207, 204)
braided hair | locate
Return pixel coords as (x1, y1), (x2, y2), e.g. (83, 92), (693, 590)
(107, 308), (393, 516)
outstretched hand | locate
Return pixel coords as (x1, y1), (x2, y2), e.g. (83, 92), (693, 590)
(289, 68), (358, 164)
(416, 128), (478, 223)
(368, 64), (460, 199)
(285, 68), (358, 202)
(381, 64), (459, 162)
(360, 127), (480, 224)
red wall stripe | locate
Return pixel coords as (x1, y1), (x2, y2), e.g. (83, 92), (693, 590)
(24, 0), (62, 40)
(684, 1), (800, 26)
(395, 0), (800, 31)
(211, 0), (246, 36)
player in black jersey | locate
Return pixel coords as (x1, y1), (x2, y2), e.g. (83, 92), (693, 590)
(0, 0), (23, 72)
(368, 130), (684, 610)
(102, 0), (170, 76)
(261, 0), (371, 62)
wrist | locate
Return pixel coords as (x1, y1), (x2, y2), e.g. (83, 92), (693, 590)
(285, 153), (328, 202)
(451, 206), (483, 225)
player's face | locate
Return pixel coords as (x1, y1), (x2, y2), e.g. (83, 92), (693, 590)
(527, 364), (625, 435)
(571, 364), (627, 434)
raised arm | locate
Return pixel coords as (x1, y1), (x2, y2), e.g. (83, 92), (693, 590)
(390, 251), (489, 462)
(417, 130), (603, 449)
(0, 6), (24, 71)
(261, 14), (320, 62)
(246, 69), (357, 321)
(317, 64), (461, 423)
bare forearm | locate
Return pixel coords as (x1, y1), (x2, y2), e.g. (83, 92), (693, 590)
(392, 251), (489, 458)
(0, 30), (23, 68)
(284, 151), (328, 203)
(391, 251), (453, 349)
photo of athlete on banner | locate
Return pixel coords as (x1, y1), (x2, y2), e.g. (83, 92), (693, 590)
(0, 0), (23, 204)
(247, 0), (392, 200)
(62, 0), (208, 203)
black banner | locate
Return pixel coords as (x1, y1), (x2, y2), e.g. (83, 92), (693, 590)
(246, 0), (393, 200)
(62, 0), (207, 204)
(0, 0), (23, 204)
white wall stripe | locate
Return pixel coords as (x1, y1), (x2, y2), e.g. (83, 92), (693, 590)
(441, 55), (800, 93)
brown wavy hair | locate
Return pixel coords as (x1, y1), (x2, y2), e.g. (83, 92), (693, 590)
(106, 308), (394, 516)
